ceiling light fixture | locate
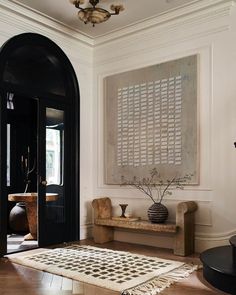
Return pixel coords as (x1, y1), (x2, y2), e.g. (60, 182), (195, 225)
(69, 0), (124, 27)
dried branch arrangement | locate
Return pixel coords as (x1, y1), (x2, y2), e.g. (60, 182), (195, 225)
(121, 168), (192, 204)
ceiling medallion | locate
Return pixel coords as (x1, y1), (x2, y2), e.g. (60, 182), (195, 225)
(69, 0), (124, 27)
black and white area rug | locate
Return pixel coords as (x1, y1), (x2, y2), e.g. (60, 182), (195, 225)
(9, 245), (198, 295)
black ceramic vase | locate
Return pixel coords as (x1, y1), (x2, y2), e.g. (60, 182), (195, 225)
(9, 202), (29, 232)
(147, 202), (168, 223)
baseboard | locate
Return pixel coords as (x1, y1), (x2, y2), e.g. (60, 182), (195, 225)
(114, 229), (233, 253)
(80, 224), (93, 240)
(81, 224), (234, 253)
(195, 229), (236, 252)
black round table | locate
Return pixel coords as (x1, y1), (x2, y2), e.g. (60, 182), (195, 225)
(200, 245), (236, 294)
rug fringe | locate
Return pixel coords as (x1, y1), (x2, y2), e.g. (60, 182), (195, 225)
(122, 263), (199, 295)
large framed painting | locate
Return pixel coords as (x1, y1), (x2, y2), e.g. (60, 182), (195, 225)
(104, 55), (198, 184)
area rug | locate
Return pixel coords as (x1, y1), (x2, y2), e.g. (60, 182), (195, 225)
(9, 245), (198, 294)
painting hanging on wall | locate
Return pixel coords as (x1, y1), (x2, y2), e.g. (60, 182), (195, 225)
(104, 55), (198, 184)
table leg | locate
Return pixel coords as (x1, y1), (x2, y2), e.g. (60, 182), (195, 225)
(24, 202), (37, 240)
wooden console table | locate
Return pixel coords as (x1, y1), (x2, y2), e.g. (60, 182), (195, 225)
(92, 197), (197, 256)
(8, 193), (58, 240)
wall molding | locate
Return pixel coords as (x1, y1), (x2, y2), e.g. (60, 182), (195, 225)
(80, 223), (235, 252)
(196, 229), (236, 241)
(93, 194), (213, 202)
(94, 25), (229, 67)
(95, 45), (213, 202)
(113, 229), (235, 252)
(94, 186), (213, 193)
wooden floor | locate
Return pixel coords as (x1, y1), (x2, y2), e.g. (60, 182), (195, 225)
(0, 239), (228, 295)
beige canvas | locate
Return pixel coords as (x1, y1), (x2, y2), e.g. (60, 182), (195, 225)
(104, 55), (198, 184)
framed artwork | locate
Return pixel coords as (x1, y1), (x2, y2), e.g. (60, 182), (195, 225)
(104, 55), (198, 184)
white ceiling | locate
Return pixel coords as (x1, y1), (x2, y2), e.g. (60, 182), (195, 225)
(10, 0), (197, 38)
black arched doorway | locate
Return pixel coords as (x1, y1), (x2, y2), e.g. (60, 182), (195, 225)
(0, 33), (80, 255)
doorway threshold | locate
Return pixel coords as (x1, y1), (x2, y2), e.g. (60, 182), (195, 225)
(7, 234), (38, 254)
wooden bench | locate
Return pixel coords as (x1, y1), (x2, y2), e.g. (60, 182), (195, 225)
(92, 197), (198, 256)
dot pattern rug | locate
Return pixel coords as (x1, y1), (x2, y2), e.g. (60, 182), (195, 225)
(9, 245), (198, 294)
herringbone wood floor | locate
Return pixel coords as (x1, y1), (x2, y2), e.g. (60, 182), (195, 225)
(0, 239), (228, 295)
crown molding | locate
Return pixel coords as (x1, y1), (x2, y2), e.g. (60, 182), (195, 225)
(0, 0), (94, 47)
(0, 0), (235, 49)
(94, 0), (235, 46)
(0, 1), (94, 66)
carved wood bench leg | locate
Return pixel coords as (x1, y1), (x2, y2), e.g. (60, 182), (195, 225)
(92, 197), (114, 244)
(174, 201), (197, 256)
(93, 225), (114, 244)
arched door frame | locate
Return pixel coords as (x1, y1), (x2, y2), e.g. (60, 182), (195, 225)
(0, 33), (80, 255)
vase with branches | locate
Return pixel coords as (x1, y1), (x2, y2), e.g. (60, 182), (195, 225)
(121, 168), (192, 223)
(21, 146), (36, 193)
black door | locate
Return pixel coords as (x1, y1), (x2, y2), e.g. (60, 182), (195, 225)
(0, 33), (80, 256)
(0, 90), (7, 255)
(38, 99), (73, 246)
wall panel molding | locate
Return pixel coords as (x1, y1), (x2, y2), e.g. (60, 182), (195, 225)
(95, 46), (213, 202)
(94, 24), (229, 66)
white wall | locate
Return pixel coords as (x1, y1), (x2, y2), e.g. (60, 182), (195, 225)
(0, 1), (94, 240)
(1, 0), (236, 253)
(92, 0), (236, 252)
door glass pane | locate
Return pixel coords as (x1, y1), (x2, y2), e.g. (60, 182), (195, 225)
(46, 129), (61, 185)
(45, 108), (65, 223)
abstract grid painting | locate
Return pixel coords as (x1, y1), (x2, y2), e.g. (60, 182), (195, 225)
(104, 55), (198, 184)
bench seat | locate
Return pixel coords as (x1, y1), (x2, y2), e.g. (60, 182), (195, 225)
(92, 197), (197, 256)
(95, 218), (177, 233)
